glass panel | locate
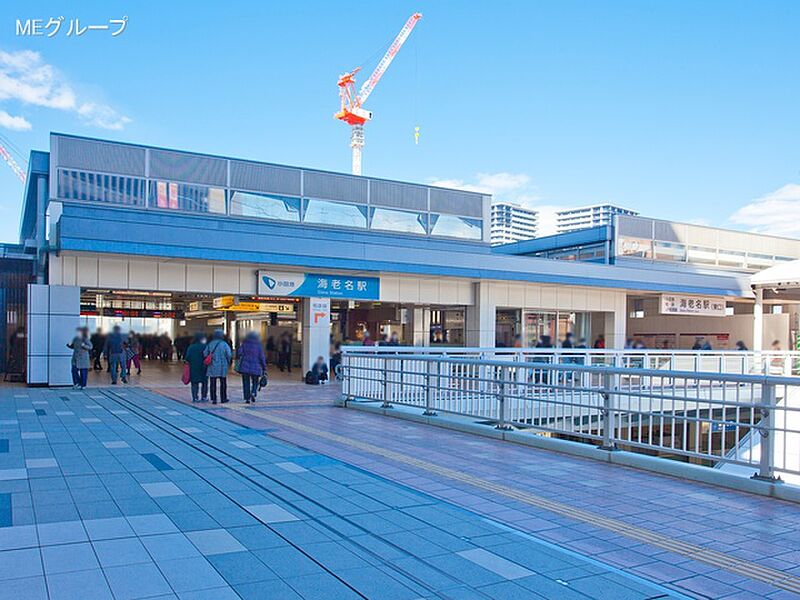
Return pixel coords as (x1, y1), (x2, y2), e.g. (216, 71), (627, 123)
(429, 214), (482, 239)
(230, 191), (300, 222)
(746, 253), (775, 269)
(429, 309), (465, 345)
(304, 198), (367, 228)
(148, 181), (225, 214)
(653, 241), (686, 262)
(370, 207), (427, 235)
(57, 169), (146, 206)
(687, 245), (717, 265)
(524, 311), (556, 347)
(717, 249), (746, 268)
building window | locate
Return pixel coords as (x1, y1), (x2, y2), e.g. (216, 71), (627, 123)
(653, 241), (686, 262)
(57, 169), (146, 207)
(717, 249), (746, 269)
(429, 214), (482, 239)
(148, 181), (226, 214)
(230, 191), (300, 222)
(303, 198), (367, 228)
(687, 245), (717, 265)
(370, 207), (427, 235)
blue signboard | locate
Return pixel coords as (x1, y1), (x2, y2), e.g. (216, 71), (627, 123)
(258, 271), (380, 300)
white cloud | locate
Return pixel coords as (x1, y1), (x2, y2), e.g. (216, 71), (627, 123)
(729, 184), (800, 237)
(78, 103), (132, 130)
(0, 49), (130, 131)
(0, 110), (31, 131)
(430, 171), (568, 234)
(430, 172), (539, 204)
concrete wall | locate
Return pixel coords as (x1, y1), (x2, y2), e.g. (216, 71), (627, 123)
(50, 252), (631, 350)
(27, 284), (79, 386)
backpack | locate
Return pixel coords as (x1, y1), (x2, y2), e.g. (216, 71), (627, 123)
(305, 370), (319, 385)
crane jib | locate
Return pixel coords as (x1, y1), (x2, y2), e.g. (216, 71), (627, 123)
(357, 13), (423, 106)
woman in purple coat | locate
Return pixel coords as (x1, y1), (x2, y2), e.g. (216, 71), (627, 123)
(237, 331), (267, 403)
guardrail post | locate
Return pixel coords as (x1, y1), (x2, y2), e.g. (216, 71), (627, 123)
(753, 381), (780, 482)
(496, 366), (512, 430)
(423, 360), (438, 416)
(598, 370), (618, 451)
(381, 357), (393, 409)
(340, 355), (350, 405)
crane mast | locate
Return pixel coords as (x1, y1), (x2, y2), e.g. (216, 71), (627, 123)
(335, 12), (422, 175)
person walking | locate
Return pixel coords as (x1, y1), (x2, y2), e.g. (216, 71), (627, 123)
(277, 332), (292, 373)
(237, 331), (267, 404)
(204, 329), (232, 404)
(90, 328), (105, 370)
(103, 325), (128, 384)
(184, 333), (208, 402)
(67, 326), (92, 389)
(126, 331), (142, 375)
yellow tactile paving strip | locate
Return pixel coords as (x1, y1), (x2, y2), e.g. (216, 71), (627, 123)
(229, 405), (800, 595)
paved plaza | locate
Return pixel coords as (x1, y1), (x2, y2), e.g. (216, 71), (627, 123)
(1, 374), (800, 599)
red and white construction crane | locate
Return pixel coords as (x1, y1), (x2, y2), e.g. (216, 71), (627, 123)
(335, 12), (422, 175)
(0, 142), (26, 183)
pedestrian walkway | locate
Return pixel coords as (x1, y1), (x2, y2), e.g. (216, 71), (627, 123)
(0, 385), (687, 600)
(154, 382), (800, 599)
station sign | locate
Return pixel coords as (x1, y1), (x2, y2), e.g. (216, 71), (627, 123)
(257, 271), (380, 300)
(659, 294), (726, 317)
(80, 307), (182, 319)
(219, 302), (296, 314)
(213, 295), (235, 309)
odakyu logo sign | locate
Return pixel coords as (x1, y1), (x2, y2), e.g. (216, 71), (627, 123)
(258, 272), (306, 296)
(258, 271), (379, 300)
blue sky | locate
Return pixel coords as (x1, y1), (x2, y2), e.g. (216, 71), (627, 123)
(0, 0), (799, 242)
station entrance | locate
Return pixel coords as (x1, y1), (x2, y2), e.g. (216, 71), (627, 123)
(76, 288), (471, 382)
(79, 289), (305, 372)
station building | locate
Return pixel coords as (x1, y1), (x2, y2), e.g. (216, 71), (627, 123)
(3, 133), (790, 386)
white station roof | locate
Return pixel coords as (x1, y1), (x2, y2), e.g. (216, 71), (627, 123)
(750, 259), (800, 289)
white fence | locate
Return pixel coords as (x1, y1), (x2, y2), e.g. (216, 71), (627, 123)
(341, 347), (800, 376)
(340, 349), (800, 481)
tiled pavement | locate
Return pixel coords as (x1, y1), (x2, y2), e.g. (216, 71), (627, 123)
(151, 380), (800, 600)
(0, 385), (690, 600)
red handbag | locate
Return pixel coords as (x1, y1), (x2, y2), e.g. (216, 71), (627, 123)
(181, 363), (191, 385)
(204, 343), (215, 366)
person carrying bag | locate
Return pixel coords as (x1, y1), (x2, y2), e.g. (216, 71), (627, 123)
(203, 330), (232, 404)
(236, 331), (267, 404)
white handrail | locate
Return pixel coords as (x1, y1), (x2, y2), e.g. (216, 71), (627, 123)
(339, 352), (800, 482)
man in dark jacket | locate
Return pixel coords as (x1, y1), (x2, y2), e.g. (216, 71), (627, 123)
(90, 328), (105, 370)
(311, 356), (329, 384)
(184, 333), (208, 402)
(278, 333), (292, 373)
(103, 326), (127, 384)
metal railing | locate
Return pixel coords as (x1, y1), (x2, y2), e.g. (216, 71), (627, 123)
(340, 351), (800, 482)
(342, 346), (800, 377)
